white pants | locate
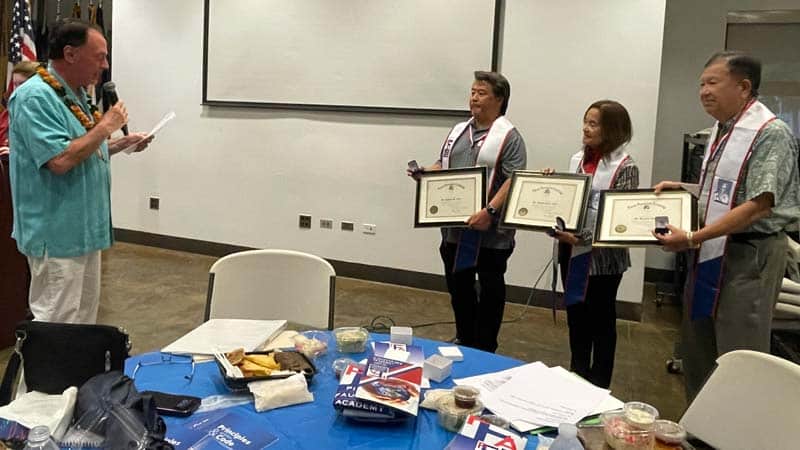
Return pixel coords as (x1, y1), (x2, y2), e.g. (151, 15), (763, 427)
(26, 250), (101, 324)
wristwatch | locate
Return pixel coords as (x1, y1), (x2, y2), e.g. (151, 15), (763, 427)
(486, 205), (499, 217)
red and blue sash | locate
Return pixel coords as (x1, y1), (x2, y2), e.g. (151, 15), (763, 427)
(563, 147), (628, 305)
(441, 117), (515, 272)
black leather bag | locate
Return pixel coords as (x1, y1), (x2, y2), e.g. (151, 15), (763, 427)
(0, 321), (131, 406)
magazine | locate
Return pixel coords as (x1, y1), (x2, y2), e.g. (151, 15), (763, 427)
(332, 363), (398, 421)
(354, 354), (423, 417)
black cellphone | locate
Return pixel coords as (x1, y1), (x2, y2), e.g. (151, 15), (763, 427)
(555, 216), (566, 231)
(654, 216), (669, 235)
(546, 216), (566, 237)
(142, 390), (201, 417)
(407, 160), (421, 173)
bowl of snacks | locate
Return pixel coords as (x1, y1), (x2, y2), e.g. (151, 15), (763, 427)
(293, 330), (329, 359)
(333, 327), (369, 353)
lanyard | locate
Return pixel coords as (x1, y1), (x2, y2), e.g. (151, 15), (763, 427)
(707, 98), (757, 162)
(468, 124), (489, 165)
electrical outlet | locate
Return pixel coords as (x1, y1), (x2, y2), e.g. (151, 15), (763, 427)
(149, 196), (160, 210)
(362, 223), (376, 235)
(341, 221), (354, 231)
(299, 214), (312, 229)
(320, 218), (333, 229)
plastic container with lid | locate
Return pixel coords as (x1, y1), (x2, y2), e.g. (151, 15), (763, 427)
(293, 330), (328, 359)
(623, 402), (659, 430)
(437, 393), (484, 432)
(601, 410), (655, 449)
(331, 357), (357, 378)
(654, 419), (686, 449)
(453, 385), (480, 409)
(333, 327), (369, 353)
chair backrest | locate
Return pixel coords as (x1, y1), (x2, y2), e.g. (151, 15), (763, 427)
(679, 350), (800, 450)
(205, 249), (336, 329)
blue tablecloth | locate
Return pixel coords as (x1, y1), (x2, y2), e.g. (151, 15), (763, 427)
(125, 333), (539, 449)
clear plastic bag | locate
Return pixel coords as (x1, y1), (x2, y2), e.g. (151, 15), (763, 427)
(194, 393), (254, 414)
(59, 403), (152, 450)
(58, 407), (107, 448)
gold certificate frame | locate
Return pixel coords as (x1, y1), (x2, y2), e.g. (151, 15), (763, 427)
(414, 167), (487, 228)
(500, 171), (592, 232)
(594, 189), (698, 247)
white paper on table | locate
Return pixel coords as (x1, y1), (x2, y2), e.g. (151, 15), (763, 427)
(479, 363), (610, 431)
(453, 362), (546, 396)
(123, 111), (176, 154)
(548, 365), (624, 414)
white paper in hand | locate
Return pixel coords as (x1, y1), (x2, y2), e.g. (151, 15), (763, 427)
(123, 111), (176, 154)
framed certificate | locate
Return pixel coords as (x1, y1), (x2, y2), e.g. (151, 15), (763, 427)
(500, 171), (592, 232)
(594, 189), (698, 247)
(414, 167), (487, 227)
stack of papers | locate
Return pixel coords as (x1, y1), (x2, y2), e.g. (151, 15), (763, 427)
(454, 362), (623, 432)
(162, 319), (287, 357)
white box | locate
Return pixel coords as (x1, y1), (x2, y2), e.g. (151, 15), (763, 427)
(423, 354), (452, 383)
(438, 346), (464, 362)
(390, 326), (413, 345)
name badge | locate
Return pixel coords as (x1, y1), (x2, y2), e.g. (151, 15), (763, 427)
(712, 177), (734, 206)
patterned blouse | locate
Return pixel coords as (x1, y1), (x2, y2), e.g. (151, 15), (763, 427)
(574, 156), (640, 276)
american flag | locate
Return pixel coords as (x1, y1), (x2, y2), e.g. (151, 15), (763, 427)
(6, 0), (37, 94)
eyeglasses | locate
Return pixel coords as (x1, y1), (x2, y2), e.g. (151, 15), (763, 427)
(131, 353), (195, 383)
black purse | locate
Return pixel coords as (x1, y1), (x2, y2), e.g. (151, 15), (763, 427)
(0, 321), (131, 406)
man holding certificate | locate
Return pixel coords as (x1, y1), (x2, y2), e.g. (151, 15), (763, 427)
(409, 71), (526, 353)
(654, 52), (800, 400)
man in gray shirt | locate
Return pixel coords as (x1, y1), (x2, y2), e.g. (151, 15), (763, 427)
(655, 52), (800, 399)
(410, 71), (526, 352)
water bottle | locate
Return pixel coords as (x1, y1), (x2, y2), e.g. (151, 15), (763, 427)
(549, 423), (584, 450)
(23, 425), (60, 450)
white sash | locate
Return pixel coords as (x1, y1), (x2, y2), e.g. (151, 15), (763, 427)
(561, 147), (628, 304)
(567, 147), (629, 255)
(440, 116), (515, 198)
(697, 100), (776, 264)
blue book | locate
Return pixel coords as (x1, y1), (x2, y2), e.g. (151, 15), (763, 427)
(166, 410), (278, 449)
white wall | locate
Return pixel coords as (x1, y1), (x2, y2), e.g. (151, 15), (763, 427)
(501, 1), (665, 303)
(110, 0), (665, 304)
(647, 0), (800, 270)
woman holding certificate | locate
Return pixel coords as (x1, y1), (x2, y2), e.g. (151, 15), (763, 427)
(545, 100), (639, 388)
